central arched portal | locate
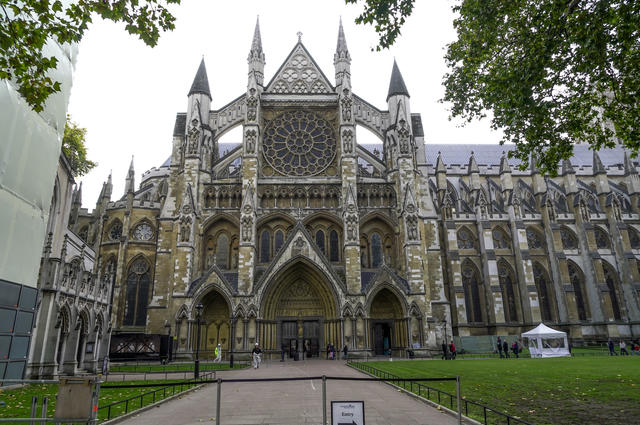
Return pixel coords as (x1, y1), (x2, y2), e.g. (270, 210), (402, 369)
(261, 260), (340, 359)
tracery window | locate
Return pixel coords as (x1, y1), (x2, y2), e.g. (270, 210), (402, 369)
(492, 228), (510, 249)
(603, 264), (622, 320)
(316, 230), (325, 254)
(260, 230), (270, 263)
(532, 263), (553, 322)
(274, 230), (285, 254)
(262, 111), (336, 176)
(462, 261), (483, 323)
(560, 227), (578, 250)
(109, 221), (123, 241)
(216, 234), (229, 269)
(79, 226), (89, 242)
(457, 228), (476, 250)
(329, 230), (339, 262)
(526, 228), (544, 249)
(629, 228), (640, 250)
(568, 262), (588, 321)
(371, 233), (383, 268)
(133, 223), (154, 241)
(123, 259), (150, 326)
(498, 262), (518, 322)
(594, 227), (610, 250)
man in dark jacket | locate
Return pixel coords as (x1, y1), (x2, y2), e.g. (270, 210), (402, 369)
(441, 341), (448, 360)
(497, 337), (504, 358)
(503, 340), (510, 358)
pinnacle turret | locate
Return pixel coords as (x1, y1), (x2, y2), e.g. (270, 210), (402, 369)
(335, 18), (350, 59)
(624, 151), (637, 176)
(561, 159), (575, 175)
(74, 182), (83, 205)
(125, 157), (135, 194)
(593, 151), (606, 175)
(468, 152), (479, 174)
(500, 152), (511, 175)
(387, 60), (409, 101)
(104, 171), (113, 199)
(435, 152), (446, 174)
(188, 58), (211, 99)
(248, 17), (265, 62)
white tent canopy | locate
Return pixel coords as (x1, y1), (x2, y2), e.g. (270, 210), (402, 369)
(521, 323), (570, 358)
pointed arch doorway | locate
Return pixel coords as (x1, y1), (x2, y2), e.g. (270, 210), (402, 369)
(261, 260), (340, 359)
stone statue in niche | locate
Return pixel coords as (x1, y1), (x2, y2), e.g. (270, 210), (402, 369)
(342, 129), (353, 153)
(346, 215), (358, 241)
(579, 199), (590, 222)
(245, 129), (257, 153)
(241, 215), (253, 242)
(406, 215), (418, 240)
(187, 118), (200, 155)
(341, 89), (352, 121)
(180, 216), (191, 242)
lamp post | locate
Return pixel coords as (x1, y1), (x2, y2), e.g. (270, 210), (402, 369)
(194, 303), (203, 379)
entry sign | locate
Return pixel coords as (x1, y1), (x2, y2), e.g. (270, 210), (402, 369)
(331, 401), (365, 425)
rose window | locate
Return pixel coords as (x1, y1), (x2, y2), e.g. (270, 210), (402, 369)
(263, 111), (336, 176)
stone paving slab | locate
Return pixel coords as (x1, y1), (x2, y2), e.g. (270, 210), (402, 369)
(118, 359), (461, 425)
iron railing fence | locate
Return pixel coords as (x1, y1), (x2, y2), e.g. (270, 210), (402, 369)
(349, 360), (535, 425)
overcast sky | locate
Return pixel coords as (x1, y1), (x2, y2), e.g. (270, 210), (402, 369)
(68, 0), (502, 209)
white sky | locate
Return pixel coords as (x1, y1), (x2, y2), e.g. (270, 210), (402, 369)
(68, 0), (502, 209)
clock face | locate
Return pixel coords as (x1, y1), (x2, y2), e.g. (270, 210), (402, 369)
(134, 223), (153, 241)
(109, 223), (122, 240)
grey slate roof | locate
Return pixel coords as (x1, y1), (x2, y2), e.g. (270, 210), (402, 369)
(424, 144), (634, 170)
(387, 60), (410, 101)
(188, 58), (211, 98)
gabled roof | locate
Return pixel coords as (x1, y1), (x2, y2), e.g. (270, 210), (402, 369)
(265, 42), (334, 94)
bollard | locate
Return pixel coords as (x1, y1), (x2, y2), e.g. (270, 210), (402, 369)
(216, 378), (222, 425)
(29, 396), (37, 425)
(456, 376), (461, 425)
(41, 397), (48, 420)
(322, 375), (327, 425)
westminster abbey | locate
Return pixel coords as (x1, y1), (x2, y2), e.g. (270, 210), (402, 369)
(69, 20), (640, 361)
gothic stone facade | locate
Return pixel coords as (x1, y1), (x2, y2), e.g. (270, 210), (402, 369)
(78, 22), (640, 359)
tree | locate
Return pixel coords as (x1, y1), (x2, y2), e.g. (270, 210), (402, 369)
(62, 115), (96, 177)
(443, 1), (639, 174)
(0, 0), (180, 112)
(345, 0), (415, 51)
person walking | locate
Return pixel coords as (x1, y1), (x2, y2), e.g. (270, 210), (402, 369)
(632, 342), (640, 356)
(252, 343), (262, 369)
(326, 343), (331, 360)
(214, 343), (222, 363)
(608, 339), (617, 356)
(497, 336), (504, 358)
(343, 344), (348, 361)
(503, 340), (509, 358)
(512, 340), (519, 359)
(450, 340), (457, 360)
(441, 341), (448, 360)
(620, 340), (629, 356)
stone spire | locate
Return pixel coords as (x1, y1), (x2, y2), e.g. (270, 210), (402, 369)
(624, 151), (637, 176)
(125, 157), (135, 194)
(248, 17), (265, 87)
(387, 60), (410, 101)
(188, 58), (211, 99)
(104, 171), (113, 199)
(435, 151), (446, 174)
(593, 151), (606, 175)
(561, 158), (575, 175)
(499, 151), (511, 175)
(467, 151), (479, 174)
(73, 182), (83, 206)
(334, 18), (351, 88)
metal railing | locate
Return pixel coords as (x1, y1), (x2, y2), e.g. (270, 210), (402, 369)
(98, 374), (464, 425)
(349, 361), (534, 425)
(107, 359), (248, 374)
(98, 371), (215, 421)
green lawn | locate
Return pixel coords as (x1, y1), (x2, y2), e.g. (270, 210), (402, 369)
(354, 357), (640, 424)
(109, 361), (247, 373)
(0, 377), (209, 422)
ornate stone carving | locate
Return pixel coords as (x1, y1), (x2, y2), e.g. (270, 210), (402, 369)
(246, 88), (258, 122)
(340, 89), (352, 121)
(180, 216), (192, 242)
(406, 215), (419, 241)
(187, 118), (200, 155)
(245, 129), (257, 154)
(342, 129), (353, 154)
(241, 215), (253, 242)
(346, 215), (358, 242)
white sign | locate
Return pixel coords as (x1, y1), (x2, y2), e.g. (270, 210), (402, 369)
(331, 401), (365, 425)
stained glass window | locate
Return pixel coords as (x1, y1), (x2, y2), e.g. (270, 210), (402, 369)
(274, 230), (284, 254)
(316, 230), (325, 254)
(330, 230), (339, 262)
(498, 263), (518, 322)
(371, 233), (383, 267)
(526, 228), (544, 249)
(123, 259), (150, 326)
(462, 262), (483, 323)
(492, 228), (510, 249)
(260, 230), (270, 263)
(457, 228), (476, 249)
(216, 234), (229, 269)
(603, 265), (622, 320)
(560, 228), (578, 250)
(533, 263), (553, 322)
(594, 227), (610, 249)
(568, 262), (587, 321)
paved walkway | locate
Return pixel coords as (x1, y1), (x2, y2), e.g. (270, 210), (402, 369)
(118, 359), (460, 425)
